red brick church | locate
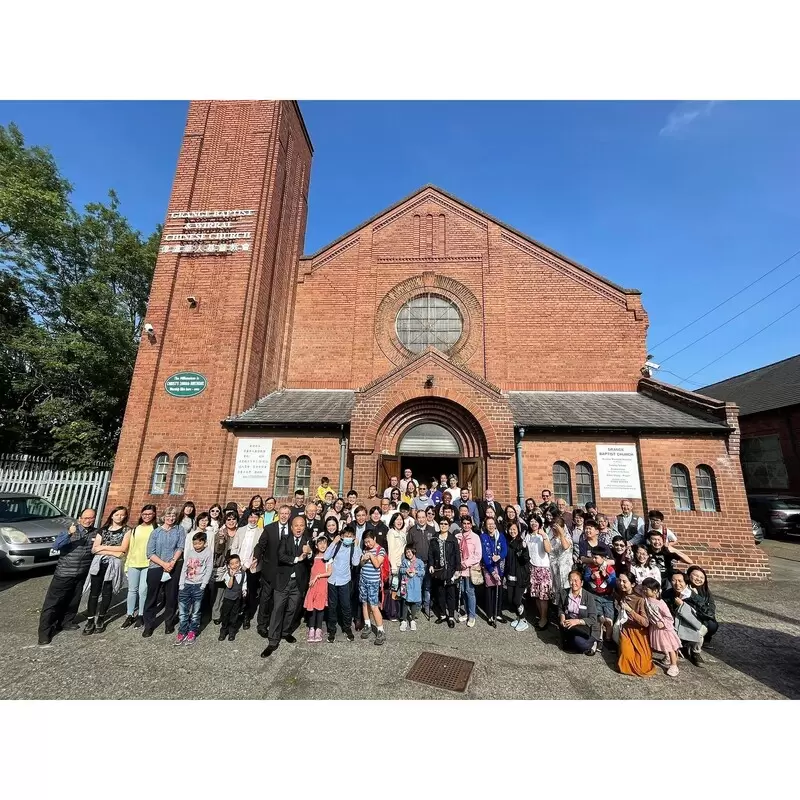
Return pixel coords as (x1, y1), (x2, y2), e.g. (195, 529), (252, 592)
(107, 100), (768, 580)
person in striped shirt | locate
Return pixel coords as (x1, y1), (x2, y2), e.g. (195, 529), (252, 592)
(358, 530), (387, 646)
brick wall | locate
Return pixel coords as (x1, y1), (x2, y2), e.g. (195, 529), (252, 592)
(285, 189), (647, 392)
(107, 101), (312, 516)
(738, 405), (800, 495)
(513, 433), (769, 580)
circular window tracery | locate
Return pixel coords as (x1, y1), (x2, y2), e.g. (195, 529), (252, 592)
(395, 293), (463, 354)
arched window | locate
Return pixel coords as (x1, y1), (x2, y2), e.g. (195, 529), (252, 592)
(170, 453), (189, 496)
(151, 453), (169, 495)
(575, 462), (595, 507)
(273, 456), (291, 497)
(295, 456), (312, 493)
(695, 465), (720, 512)
(670, 464), (693, 511)
(552, 461), (571, 505)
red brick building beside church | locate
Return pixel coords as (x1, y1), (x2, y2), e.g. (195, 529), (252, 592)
(107, 100), (768, 580)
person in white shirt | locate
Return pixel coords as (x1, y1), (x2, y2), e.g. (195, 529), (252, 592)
(231, 509), (262, 629)
(647, 510), (678, 543)
(383, 476), (400, 499)
(399, 468), (414, 495)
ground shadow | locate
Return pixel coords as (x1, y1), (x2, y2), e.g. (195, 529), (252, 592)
(709, 622), (800, 699)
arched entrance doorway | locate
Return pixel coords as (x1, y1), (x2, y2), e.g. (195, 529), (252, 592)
(375, 398), (487, 500)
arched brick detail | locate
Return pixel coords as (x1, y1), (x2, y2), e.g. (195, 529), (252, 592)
(374, 273), (482, 366)
(376, 397), (488, 458)
(352, 387), (512, 456)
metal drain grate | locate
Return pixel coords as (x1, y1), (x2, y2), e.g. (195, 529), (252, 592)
(405, 651), (474, 693)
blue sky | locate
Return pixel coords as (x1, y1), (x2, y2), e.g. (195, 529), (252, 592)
(2, 100), (798, 390)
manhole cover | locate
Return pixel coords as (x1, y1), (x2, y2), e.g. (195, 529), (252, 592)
(405, 651), (474, 693)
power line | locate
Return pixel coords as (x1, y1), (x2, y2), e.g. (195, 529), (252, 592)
(658, 368), (702, 386)
(677, 297), (800, 386)
(657, 267), (800, 365)
(650, 246), (800, 350)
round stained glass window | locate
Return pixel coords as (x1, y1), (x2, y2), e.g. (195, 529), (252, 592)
(395, 293), (463, 354)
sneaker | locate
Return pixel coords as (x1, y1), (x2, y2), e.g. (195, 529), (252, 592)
(133, 617), (144, 629)
(467, 618), (476, 628)
(307, 628), (315, 643)
(689, 650), (704, 666)
(515, 620), (529, 632)
(496, 615), (507, 624)
(400, 621), (408, 632)
(457, 614), (468, 623)
(174, 633), (185, 646)
(667, 664), (679, 677)
(447, 618), (455, 629)
(410, 620), (417, 631)
(345, 630), (355, 642)
(121, 615), (135, 629)
(586, 641), (598, 656)
(510, 619), (520, 629)
(435, 616), (446, 625)
(314, 628), (324, 642)
(82, 620), (96, 636)
(185, 632), (196, 646)
(374, 630), (386, 646)
(360, 625), (373, 639)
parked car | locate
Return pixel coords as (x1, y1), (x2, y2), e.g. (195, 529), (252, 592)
(748, 495), (800, 539)
(0, 493), (73, 574)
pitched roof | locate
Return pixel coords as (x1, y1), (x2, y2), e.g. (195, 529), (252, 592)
(301, 184), (639, 296)
(223, 390), (355, 427)
(507, 391), (729, 432)
(698, 353), (800, 416)
(224, 387), (728, 432)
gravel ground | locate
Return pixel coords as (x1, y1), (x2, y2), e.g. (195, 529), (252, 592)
(1, 540), (798, 700)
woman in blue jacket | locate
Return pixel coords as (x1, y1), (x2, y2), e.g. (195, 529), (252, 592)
(481, 517), (507, 628)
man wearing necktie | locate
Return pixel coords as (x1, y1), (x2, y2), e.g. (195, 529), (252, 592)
(262, 515), (313, 657)
(254, 504), (291, 638)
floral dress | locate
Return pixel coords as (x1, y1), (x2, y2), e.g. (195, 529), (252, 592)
(548, 528), (574, 593)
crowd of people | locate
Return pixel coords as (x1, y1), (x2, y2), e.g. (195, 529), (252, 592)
(36, 470), (719, 678)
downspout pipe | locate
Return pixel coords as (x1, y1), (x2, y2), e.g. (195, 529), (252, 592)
(338, 425), (348, 497)
(515, 426), (525, 508)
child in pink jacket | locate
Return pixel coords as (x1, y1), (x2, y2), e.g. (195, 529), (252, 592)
(455, 517), (482, 627)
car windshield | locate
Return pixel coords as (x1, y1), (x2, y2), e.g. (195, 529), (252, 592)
(774, 500), (800, 510)
(0, 497), (65, 523)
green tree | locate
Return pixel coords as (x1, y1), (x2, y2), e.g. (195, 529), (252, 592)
(0, 122), (159, 466)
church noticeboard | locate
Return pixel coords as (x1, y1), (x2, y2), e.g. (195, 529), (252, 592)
(596, 444), (642, 499)
(164, 372), (207, 398)
(232, 438), (273, 489)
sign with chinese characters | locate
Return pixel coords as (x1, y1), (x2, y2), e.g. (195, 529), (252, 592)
(164, 371), (207, 398)
(159, 209), (256, 256)
(596, 444), (642, 499)
(232, 438), (273, 489)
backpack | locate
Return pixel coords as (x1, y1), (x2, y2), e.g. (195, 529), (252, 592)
(379, 546), (391, 584)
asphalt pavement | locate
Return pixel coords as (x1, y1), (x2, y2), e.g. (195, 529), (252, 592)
(1, 539), (798, 700)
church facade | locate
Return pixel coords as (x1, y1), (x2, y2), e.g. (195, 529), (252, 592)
(107, 100), (768, 580)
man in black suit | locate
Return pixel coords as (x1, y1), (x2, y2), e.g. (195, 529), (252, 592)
(254, 503), (291, 638)
(406, 509), (437, 618)
(261, 515), (313, 658)
(302, 502), (324, 539)
(477, 489), (505, 528)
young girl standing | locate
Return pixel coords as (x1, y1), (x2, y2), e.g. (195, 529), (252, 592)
(304, 536), (332, 642)
(398, 544), (423, 631)
(640, 577), (682, 677)
(525, 516), (552, 629)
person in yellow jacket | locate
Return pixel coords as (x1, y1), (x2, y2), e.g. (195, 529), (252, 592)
(122, 504), (157, 629)
(316, 477), (335, 503)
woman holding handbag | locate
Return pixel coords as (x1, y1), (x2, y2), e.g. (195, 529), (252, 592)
(455, 516), (482, 628)
(427, 518), (460, 627)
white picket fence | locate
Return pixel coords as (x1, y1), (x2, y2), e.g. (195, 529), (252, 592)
(0, 453), (111, 519)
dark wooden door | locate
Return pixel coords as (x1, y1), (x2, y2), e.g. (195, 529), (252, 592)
(460, 458), (483, 501)
(378, 455), (400, 494)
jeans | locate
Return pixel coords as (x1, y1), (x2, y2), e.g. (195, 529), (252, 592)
(459, 577), (476, 619)
(126, 566), (149, 617)
(326, 582), (352, 635)
(178, 583), (204, 635)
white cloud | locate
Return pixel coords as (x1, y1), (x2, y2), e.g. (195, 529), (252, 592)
(659, 100), (718, 137)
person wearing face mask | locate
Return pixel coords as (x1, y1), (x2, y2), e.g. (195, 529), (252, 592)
(323, 525), (359, 643)
(231, 509), (263, 630)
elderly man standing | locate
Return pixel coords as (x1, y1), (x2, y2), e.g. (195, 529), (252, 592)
(615, 499), (645, 545)
(38, 508), (97, 645)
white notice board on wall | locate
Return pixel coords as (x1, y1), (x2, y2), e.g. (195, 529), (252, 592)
(232, 438), (273, 488)
(596, 444), (642, 499)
